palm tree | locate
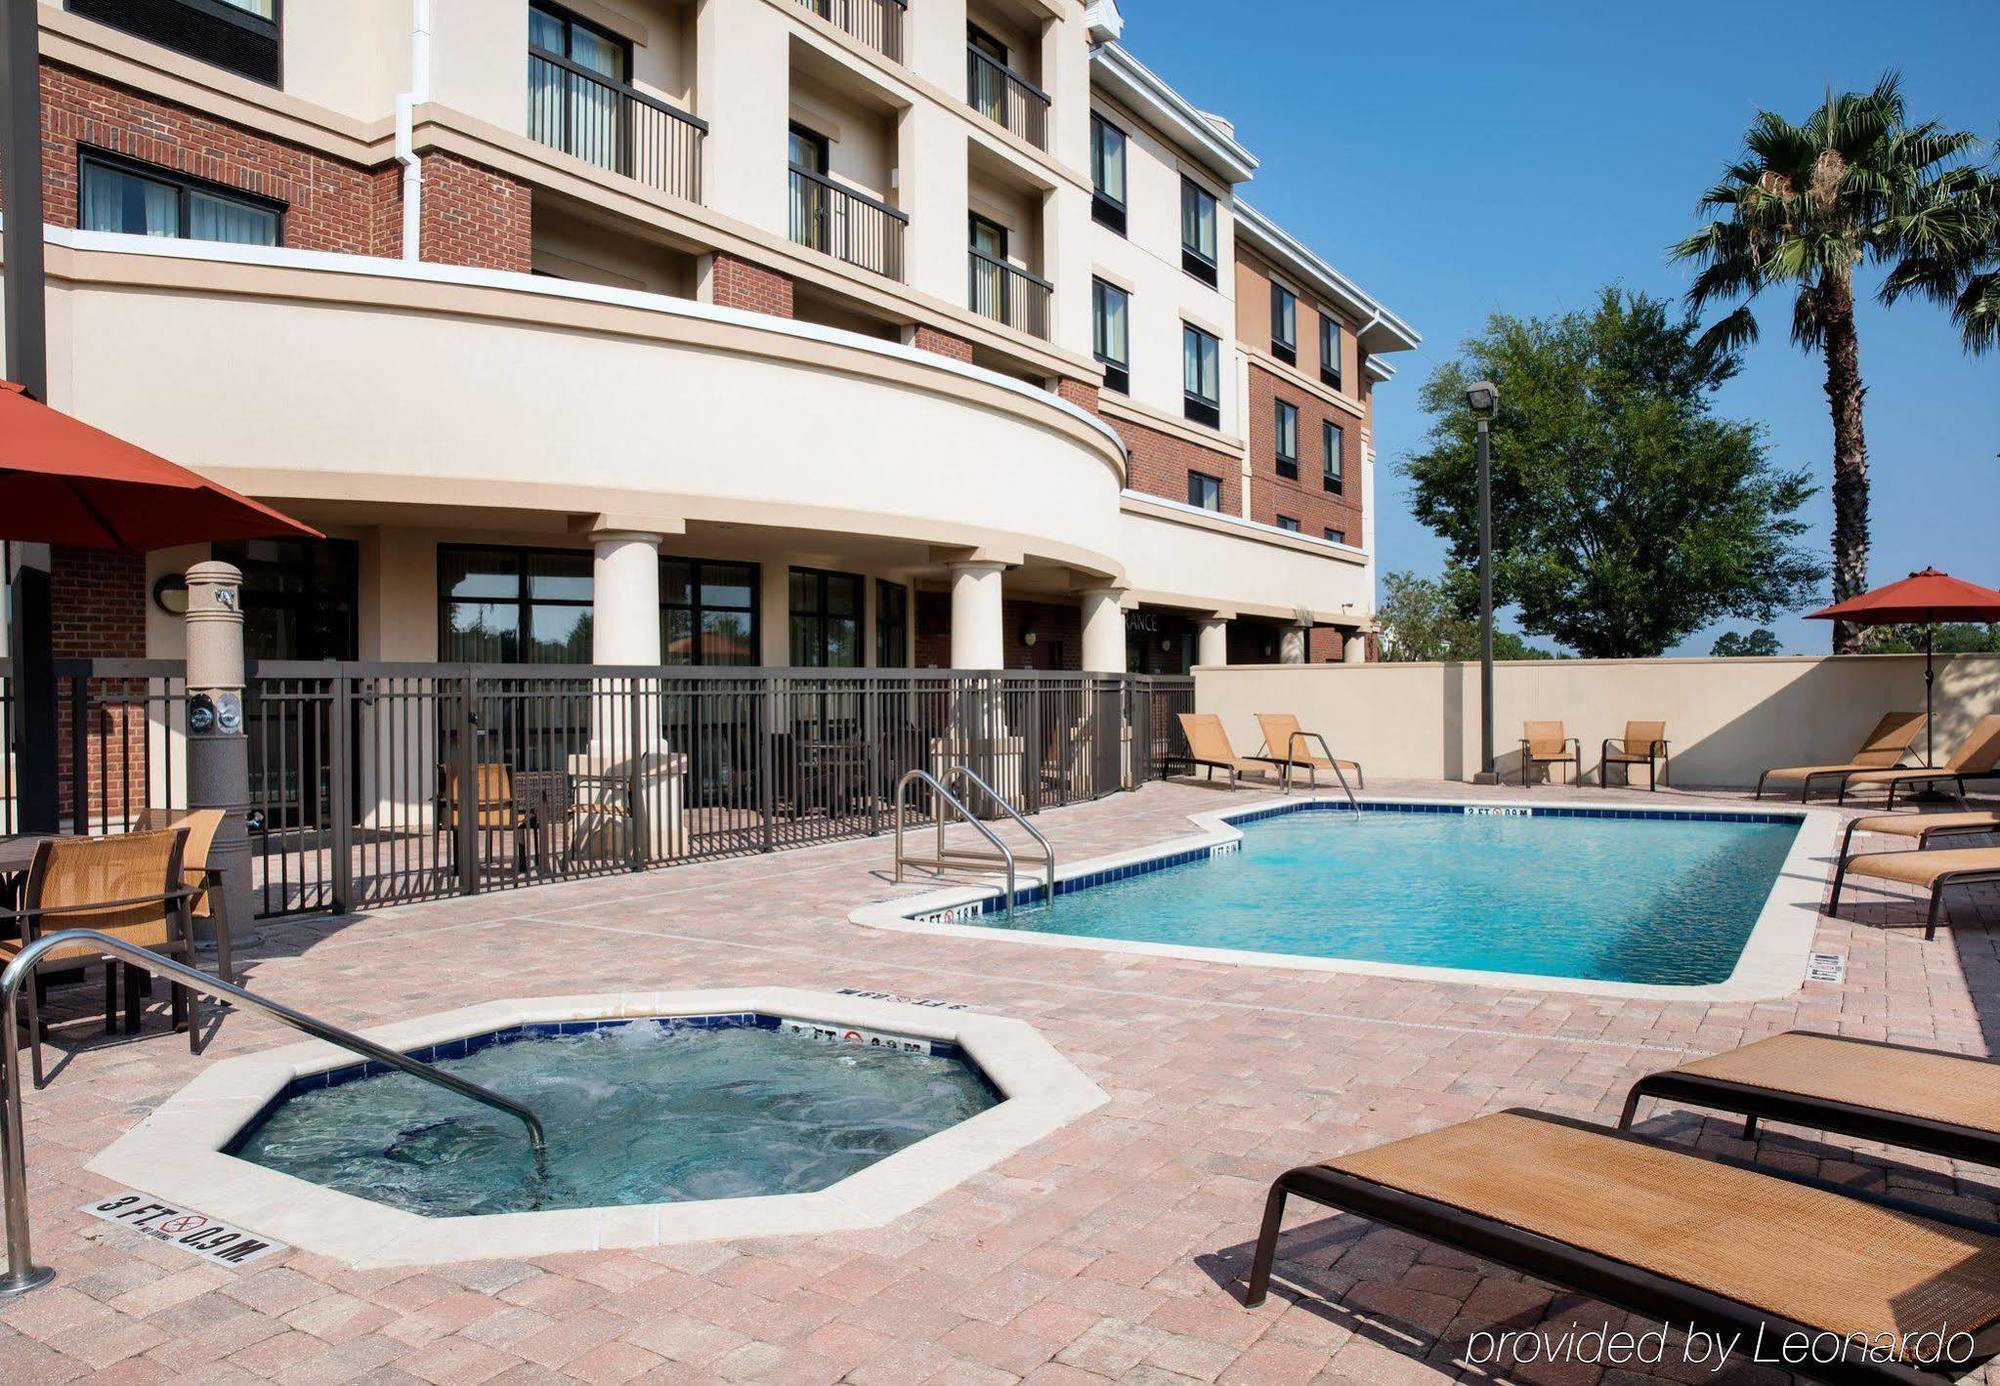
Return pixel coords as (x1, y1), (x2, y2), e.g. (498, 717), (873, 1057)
(1671, 75), (1992, 652)
(1883, 164), (2000, 355)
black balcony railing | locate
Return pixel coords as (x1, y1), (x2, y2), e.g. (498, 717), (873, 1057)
(968, 248), (1053, 339)
(527, 49), (706, 203)
(789, 166), (908, 281)
(794, 0), (906, 62)
(966, 46), (1049, 150)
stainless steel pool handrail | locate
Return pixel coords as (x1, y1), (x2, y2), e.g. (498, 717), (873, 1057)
(939, 765), (1055, 907)
(893, 769), (1023, 917)
(2, 929), (548, 1298)
(1283, 731), (1360, 812)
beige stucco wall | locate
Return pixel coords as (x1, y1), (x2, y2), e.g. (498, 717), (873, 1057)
(1119, 500), (1371, 623)
(1196, 655), (2000, 788)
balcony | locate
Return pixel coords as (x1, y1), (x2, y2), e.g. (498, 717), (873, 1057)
(966, 46), (1049, 150)
(968, 248), (1051, 339)
(793, 0), (907, 63)
(789, 166), (908, 281)
(528, 49), (706, 203)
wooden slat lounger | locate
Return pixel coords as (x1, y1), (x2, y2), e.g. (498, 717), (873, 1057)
(1246, 1110), (2000, 1384)
(1842, 715), (2000, 809)
(1830, 846), (2000, 939)
(1755, 711), (1928, 802)
(1247, 712), (1364, 793)
(1839, 811), (2000, 860)
(1620, 1031), (2000, 1166)
(1172, 713), (1274, 790)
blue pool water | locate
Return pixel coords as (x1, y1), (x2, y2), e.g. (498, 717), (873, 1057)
(982, 807), (1799, 986)
(230, 1021), (998, 1216)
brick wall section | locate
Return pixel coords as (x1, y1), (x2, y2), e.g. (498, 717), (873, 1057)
(1001, 599), (1082, 671)
(416, 152), (532, 271)
(50, 547), (151, 824)
(1056, 378), (1100, 414)
(1309, 626), (1346, 663)
(915, 590), (950, 667)
(710, 253), (794, 317)
(911, 326), (973, 362)
(1246, 362), (1365, 541)
(1107, 414), (1241, 514)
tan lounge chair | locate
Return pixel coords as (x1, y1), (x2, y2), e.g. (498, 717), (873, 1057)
(1247, 713), (1363, 793)
(1518, 721), (1579, 786)
(1245, 1109), (2000, 1381)
(1842, 714), (2000, 809)
(1830, 845), (2000, 939)
(1838, 809), (2000, 860)
(1620, 1031), (2000, 1166)
(1599, 720), (1668, 791)
(139, 807), (232, 983)
(1172, 713), (1272, 790)
(1754, 711), (1927, 802)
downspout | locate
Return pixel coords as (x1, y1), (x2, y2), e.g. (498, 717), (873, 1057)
(395, 0), (431, 262)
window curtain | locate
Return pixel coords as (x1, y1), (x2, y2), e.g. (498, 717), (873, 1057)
(188, 189), (277, 245)
(83, 167), (176, 237)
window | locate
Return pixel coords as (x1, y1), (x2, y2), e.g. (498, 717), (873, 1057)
(1187, 472), (1222, 511)
(1271, 283), (1297, 365)
(1092, 278), (1130, 394)
(1180, 177), (1217, 285)
(80, 152), (280, 246)
(787, 121), (830, 176)
(1324, 528), (1347, 545)
(1320, 313), (1344, 390)
(1323, 420), (1345, 494)
(438, 547), (594, 664)
(1182, 323), (1220, 428)
(662, 559), (759, 666)
(1274, 400), (1299, 480)
(1276, 516), (1301, 533)
(876, 580), (909, 667)
(528, 2), (634, 172)
(69, 0), (281, 85)
(790, 568), (862, 667)
(1089, 113), (1128, 234)
(966, 22), (1011, 126)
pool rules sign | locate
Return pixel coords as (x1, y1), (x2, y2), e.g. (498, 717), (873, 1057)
(81, 1192), (287, 1269)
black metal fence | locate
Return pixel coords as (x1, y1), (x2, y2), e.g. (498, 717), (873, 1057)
(966, 46), (1050, 149)
(788, 166), (908, 281)
(969, 248), (1053, 339)
(527, 49), (706, 202)
(2, 661), (1194, 921)
(796, 0), (906, 63)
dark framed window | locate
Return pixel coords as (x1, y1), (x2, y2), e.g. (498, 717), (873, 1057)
(790, 568), (862, 667)
(969, 212), (1008, 258)
(1179, 177), (1217, 285)
(1089, 113), (1128, 234)
(1187, 471), (1222, 511)
(1271, 283), (1297, 365)
(1320, 313), (1344, 390)
(68, 0), (281, 86)
(1182, 323), (1220, 428)
(80, 150), (281, 245)
(1092, 277), (1130, 394)
(876, 580), (909, 667)
(787, 121), (830, 176)
(1276, 515), (1301, 533)
(1324, 527), (1347, 545)
(1323, 419), (1345, 494)
(966, 21), (1008, 64)
(528, 2), (635, 172)
(1274, 400), (1299, 480)
(438, 546), (595, 664)
(662, 559), (759, 666)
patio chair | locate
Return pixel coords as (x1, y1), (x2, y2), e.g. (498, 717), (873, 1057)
(138, 808), (232, 984)
(1173, 713), (1274, 790)
(1619, 1030), (2000, 1167)
(1247, 713), (1363, 793)
(1518, 721), (1580, 786)
(0, 829), (200, 1088)
(1837, 809), (2000, 861)
(437, 761), (523, 872)
(1599, 720), (1668, 791)
(1753, 710), (1927, 802)
(1244, 1108), (2000, 1382)
(1829, 845), (2000, 939)
(1841, 714), (2000, 809)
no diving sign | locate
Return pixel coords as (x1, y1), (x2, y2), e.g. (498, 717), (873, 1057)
(81, 1192), (286, 1269)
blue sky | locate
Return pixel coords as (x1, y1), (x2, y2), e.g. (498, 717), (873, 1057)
(1126, 0), (1999, 654)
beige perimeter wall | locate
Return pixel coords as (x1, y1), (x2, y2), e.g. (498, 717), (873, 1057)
(1195, 654), (2000, 789)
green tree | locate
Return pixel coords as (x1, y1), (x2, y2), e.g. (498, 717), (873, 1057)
(1376, 570), (1555, 662)
(1400, 288), (1822, 659)
(1869, 623), (2000, 655)
(1670, 75), (1992, 648)
(1711, 628), (1783, 657)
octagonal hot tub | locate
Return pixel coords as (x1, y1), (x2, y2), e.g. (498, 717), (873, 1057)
(88, 988), (1105, 1267)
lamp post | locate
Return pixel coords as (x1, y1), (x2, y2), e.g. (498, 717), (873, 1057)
(1466, 380), (1499, 783)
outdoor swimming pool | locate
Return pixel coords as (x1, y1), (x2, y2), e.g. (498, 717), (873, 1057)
(949, 805), (1804, 987)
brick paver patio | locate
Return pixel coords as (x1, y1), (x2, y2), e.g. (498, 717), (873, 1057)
(5, 778), (1999, 1385)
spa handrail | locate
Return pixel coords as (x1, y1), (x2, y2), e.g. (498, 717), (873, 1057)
(1286, 731), (1360, 811)
(939, 765), (1055, 904)
(2, 929), (547, 1297)
(893, 768), (1020, 917)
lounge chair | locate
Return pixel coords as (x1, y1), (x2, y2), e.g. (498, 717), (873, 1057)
(1247, 713), (1363, 794)
(437, 761), (523, 870)
(1518, 721), (1579, 786)
(1173, 713), (1273, 790)
(1620, 1031), (2000, 1166)
(1754, 711), (1928, 802)
(1245, 1109), (2000, 1382)
(1838, 810), (2000, 860)
(1829, 845), (2000, 939)
(1842, 714), (2000, 809)
(139, 808), (232, 983)
(1599, 720), (1668, 791)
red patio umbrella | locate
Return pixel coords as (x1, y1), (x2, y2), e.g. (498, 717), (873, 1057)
(1807, 568), (2000, 766)
(0, 381), (320, 548)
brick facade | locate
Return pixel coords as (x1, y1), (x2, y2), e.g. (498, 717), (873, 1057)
(1001, 598), (1082, 671)
(709, 253), (794, 317)
(50, 547), (151, 824)
(1106, 413), (1242, 515)
(1245, 362), (1365, 542)
(415, 152), (533, 271)
(1056, 378), (1100, 414)
(910, 325), (973, 362)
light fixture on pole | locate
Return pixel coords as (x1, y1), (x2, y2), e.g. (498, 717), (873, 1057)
(1465, 380), (1499, 784)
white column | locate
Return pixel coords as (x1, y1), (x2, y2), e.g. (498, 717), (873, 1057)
(1079, 588), (1127, 673)
(1344, 629), (1369, 664)
(1280, 622), (1310, 665)
(949, 561), (1007, 669)
(1197, 618), (1230, 668)
(589, 531), (664, 666)
(581, 531), (684, 860)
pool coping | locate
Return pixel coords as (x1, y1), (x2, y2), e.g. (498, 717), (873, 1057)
(87, 988), (1108, 1269)
(849, 793), (1843, 1003)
